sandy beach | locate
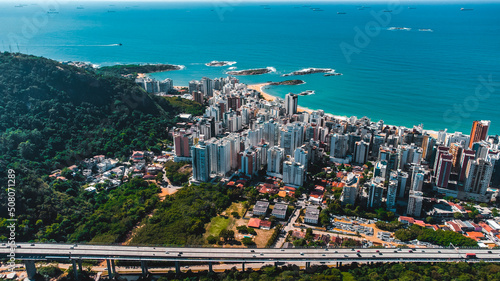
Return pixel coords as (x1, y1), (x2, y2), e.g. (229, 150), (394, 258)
(247, 83), (314, 113)
(247, 83), (442, 136)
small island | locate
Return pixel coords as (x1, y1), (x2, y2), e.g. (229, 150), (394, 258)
(205, 60), (236, 67)
(98, 63), (183, 76)
(283, 67), (335, 76)
(269, 79), (305, 86)
(227, 68), (272, 76)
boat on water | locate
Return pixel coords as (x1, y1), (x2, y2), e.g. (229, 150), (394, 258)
(418, 29), (433, 32)
(388, 27), (411, 31)
(337, 12), (346, 14)
(460, 8), (473, 11)
(408, 7), (417, 9)
(118, 43), (122, 46)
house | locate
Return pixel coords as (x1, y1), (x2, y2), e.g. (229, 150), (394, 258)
(272, 203), (288, 219)
(466, 231), (485, 241)
(398, 216), (415, 225)
(479, 222), (498, 236)
(445, 221), (462, 232)
(304, 207), (320, 225)
(291, 231), (305, 239)
(260, 220), (272, 230)
(131, 151), (144, 161)
(248, 218), (261, 228)
(253, 201), (269, 216)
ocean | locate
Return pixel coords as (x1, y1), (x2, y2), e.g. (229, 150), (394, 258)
(1, 1), (499, 134)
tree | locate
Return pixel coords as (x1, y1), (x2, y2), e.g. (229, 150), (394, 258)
(454, 212), (464, 219)
(155, 172), (163, 183)
(207, 235), (217, 244)
(492, 208), (499, 217)
(305, 228), (313, 241)
(231, 211), (241, 219)
(237, 225), (248, 233)
(242, 237), (255, 246)
(426, 216), (434, 223)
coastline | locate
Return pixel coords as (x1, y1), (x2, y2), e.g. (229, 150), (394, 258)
(247, 83), (439, 137)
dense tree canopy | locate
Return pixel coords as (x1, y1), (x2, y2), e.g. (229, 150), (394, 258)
(0, 52), (192, 242)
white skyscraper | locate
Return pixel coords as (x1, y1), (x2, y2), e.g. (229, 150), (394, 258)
(280, 122), (305, 156)
(407, 191), (424, 217)
(294, 146), (309, 170)
(386, 179), (398, 212)
(465, 158), (494, 195)
(201, 77), (213, 97)
(330, 133), (348, 159)
(217, 140), (231, 176)
(263, 118), (280, 147)
(206, 139), (218, 176)
(354, 140), (369, 164)
(412, 172), (424, 192)
(267, 146), (284, 177)
(191, 142), (210, 182)
(283, 161), (305, 187)
(284, 93), (298, 116)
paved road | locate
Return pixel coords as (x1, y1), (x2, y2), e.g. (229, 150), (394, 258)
(2, 243), (500, 263)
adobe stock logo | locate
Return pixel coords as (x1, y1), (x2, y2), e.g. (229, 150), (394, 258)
(340, 0), (403, 63)
(7, 0), (69, 50)
(443, 75), (499, 132)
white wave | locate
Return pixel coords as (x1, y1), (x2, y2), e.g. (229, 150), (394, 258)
(267, 66), (277, 73)
(205, 60), (237, 67)
(228, 66), (237, 70)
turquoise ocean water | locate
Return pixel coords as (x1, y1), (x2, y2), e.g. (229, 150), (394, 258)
(0, 1), (499, 134)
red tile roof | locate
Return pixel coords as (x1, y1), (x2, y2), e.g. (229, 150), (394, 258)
(248, 218), (261, 228)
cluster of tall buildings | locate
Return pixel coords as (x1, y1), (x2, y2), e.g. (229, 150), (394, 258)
(135, 77), (173, 94)
(170, 75), (500, 218)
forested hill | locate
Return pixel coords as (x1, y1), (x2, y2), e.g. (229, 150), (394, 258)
(0, 52), (175, 167)
(0, 52), (190, 242)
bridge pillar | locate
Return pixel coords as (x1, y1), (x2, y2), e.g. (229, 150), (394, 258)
(106, 259), (113, 279)
(336, 262), (338, 267)
(111, 260), (117, 276)
(339, 262), (342, 267)
(208, 262), (213, 272)
(24, 260), (37, 281)
(141, 261), (148, 277)
(78, 259), (83, 272)
(175, 261), (180, 276)
(72, 260), (78, 280)
(242, 262), (245, 272)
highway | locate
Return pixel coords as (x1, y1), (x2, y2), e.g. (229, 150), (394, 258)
(2, 243), (500, 263)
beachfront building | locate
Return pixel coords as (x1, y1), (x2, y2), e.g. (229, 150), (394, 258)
(284, 92), (298, 116)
